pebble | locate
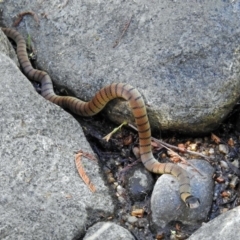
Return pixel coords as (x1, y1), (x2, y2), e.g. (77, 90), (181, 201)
(116, 185), (126, 195)
(83, 222), (135, 240)
(220, 160), (229, 169)
(195, 138), (203, 144)
(209, 148), (215, 155)
(189, 143), (197, 151)
(219, 144), (229, 154)
(150, 159), (214, 229)
(117, 196), (126, 204)
(127, 216), (138, 225)
(231, 159), (239, 168)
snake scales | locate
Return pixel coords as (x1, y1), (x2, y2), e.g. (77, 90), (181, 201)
(2, 28), (199, 208)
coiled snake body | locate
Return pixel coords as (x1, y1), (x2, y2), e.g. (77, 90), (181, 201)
(2, 28), (199, 208)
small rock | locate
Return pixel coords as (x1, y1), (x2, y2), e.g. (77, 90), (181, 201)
(188, 207), (240, 240)
(124, 165), (154, 202)
(220, 160), (229, 169)
(231, 159), (239, 168)
(208, 148), (215, 155)
(150, 159), (214, 230)
(219, 144), (229, 154)
(137, 218), (149, 228)
(117, 196), (126, 204)
(127, 215), (138, 225)
(83, 222), (135, 240)
(117, 185), (126, 196)
(189, 143), (197, 151)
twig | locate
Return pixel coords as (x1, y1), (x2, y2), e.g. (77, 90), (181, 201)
(129, 124), (206, 176)
(128, 123), (208, 176)
(158, 142), (204, 176)
(128, 123), (210, 161)
(113, 15), (132, 48)
(103, 121), (128, 141)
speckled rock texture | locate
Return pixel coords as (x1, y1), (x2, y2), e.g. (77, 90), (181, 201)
(150, 159), (214, 230)
(83, 222), (135, 240)
(1, 0), (240, 134)
(188, 206), (240, 240)
(0, 47), (114, 238)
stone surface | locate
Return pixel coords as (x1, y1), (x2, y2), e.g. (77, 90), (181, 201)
(83, 222), (135, 240)
(1, 1), (240, 134)
(0, 28), (18, 65)
(150, 159), (214, 230)
(188, 206), (240, 240)
(0, 51), (114, 239)
(124, 164), (154, 202)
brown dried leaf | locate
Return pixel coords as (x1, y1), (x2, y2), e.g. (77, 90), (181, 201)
(156, 232), (165, 240)
(171, 155), (180, 163)
(167, 150), (180, 163)
(211, 133), (221, 144)
(131, 208), (144, 218)
(216, 177), (225, 183)
(123, 135), (133, 146)
(77, 150), (98, 162)
(228, 138), (235, 147)
(175, 223), (181, 231)
(221, 191), (231, 198)
(75, 152), (96, 192)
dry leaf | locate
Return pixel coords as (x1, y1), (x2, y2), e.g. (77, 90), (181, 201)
(123, 135), (133, 146)
(75, 152), (96, 192)
(131, 208), (144, 218)
(77, 150), (98, 162)
(211, 133), (221, 144)
(167, 150), (180, 163)
(228, 138), (234, 147)
(176, 223), (181, 231)
(216, 176), (225, 183)
(221, 191), (231, 198)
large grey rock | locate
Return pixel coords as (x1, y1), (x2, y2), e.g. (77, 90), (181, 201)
(150, 159), (214, 230)
(1, 0), (240, 134)
(83, 222), (135, 240)
(188, 207), (240, 240)
(0, 50), (114, 239)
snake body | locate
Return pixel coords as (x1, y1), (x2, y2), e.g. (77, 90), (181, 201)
(2, 28), (199, 208)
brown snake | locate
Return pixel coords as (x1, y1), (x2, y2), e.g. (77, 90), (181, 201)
(2, 28), (199, 208)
